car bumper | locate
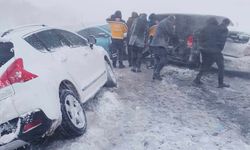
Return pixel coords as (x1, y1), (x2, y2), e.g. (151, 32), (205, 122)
(0, 109), (52, 149)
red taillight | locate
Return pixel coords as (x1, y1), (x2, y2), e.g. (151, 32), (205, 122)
(23, 118), (43, 133)
(187, 35), (193, 48)
(0, 58), (38, 89)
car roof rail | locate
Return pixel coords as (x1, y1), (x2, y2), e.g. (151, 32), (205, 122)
(1, 24), (47, 37)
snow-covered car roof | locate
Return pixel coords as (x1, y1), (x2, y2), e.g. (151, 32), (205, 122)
(1, 24), (49, 38)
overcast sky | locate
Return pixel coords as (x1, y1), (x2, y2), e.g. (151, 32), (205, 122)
(0, 0), (249, 32)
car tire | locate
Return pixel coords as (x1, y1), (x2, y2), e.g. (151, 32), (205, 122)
(58, 89), (87, 138)
(105, 61), (117, 87)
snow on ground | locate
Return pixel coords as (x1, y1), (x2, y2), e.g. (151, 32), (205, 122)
(39, 65), (250, 150)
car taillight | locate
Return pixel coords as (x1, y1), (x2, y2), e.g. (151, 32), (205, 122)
(0, 58), (38, 89)
(187, 35), (193, 48)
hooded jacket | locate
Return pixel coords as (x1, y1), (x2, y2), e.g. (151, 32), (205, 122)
(128, 14), (148, 48)
(150, 16), (176, 49)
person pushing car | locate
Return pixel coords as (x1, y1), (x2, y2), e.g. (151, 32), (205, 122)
(150, 15), (176, 81)
(194, 18), (230, 88)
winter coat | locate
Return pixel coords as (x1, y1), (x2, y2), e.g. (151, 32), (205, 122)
(128, 15), (148, 48)
(126, 14), (138, 41)
(199, 20), (222, 53)
(107, 20), (128, 40)
(150, 17), (175, 49)
(217, 24), (229, 51)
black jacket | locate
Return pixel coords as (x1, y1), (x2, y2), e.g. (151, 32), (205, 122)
(199, 22), (222, 53)
(126, 14), (138, 41)
(217, 24), (229, 50)
(129, 15), (148, 48)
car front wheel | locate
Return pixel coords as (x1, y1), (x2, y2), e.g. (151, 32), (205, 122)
(58, 89), (87, 138)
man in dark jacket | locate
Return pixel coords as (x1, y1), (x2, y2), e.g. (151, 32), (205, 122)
(129, 13), (148, 72)
(194, 18), (230, 88)
(150, 15), (176, 80)
(218, 18), (231, 51)
(127, 12), (139, 67)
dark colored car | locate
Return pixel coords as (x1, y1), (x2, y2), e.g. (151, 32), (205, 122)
(146, 13), (231, 67)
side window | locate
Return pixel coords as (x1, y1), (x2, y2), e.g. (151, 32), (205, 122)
(0, 42), (14, 67)
(86, 28), (108, 37)
(24, 35), (46, 52)
(36, 30), (66, 50)
(56, 30), (87, 47)
(77, 30), (90, 38)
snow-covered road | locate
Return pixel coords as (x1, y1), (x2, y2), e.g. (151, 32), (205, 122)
(38, 65), (250, 150)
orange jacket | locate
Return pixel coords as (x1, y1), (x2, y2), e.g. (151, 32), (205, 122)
(107, 21), (128, 39)
(148, 25), (158, 37)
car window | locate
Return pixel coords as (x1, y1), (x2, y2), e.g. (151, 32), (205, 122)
(56, 29), (87, 47)
(36, 30), (66, 50)
(24, 35), (47, 52)
(82, 27), (108, 38)
(99, 25), (111, 33)
(0, 42), (14, 67)
(77, 30), (90, 38)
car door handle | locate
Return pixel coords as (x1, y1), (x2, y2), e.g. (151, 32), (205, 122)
(84, 53), (89, 56)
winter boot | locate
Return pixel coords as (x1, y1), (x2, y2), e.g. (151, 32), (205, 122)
(218, 83), (230, 88)
(136, 68), (142, 72)
(112, 61), (117, 68)
(193, 78), (203, 85)
(119, 61), (125, 69)
(153, 74), (162, 81)
(131, 67), (136, 72)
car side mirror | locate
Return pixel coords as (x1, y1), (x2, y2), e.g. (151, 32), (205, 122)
(87, 35), (97, 49)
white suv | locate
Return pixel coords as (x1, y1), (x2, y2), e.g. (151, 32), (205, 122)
(0, 25), (117, 150)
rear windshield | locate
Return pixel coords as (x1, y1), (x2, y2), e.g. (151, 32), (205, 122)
(0, 41), (14, 67)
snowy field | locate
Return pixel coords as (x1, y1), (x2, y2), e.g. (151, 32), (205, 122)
(35, 65), (250, 150)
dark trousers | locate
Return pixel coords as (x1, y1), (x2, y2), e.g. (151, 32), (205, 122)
(148, 36), (155, 66)
(111, 39), (124, 64)
(153, 47), (167, 76)
(131, 46), (143, 69)
(128, 45), (133, 66)
(196, 52), (225, 85)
